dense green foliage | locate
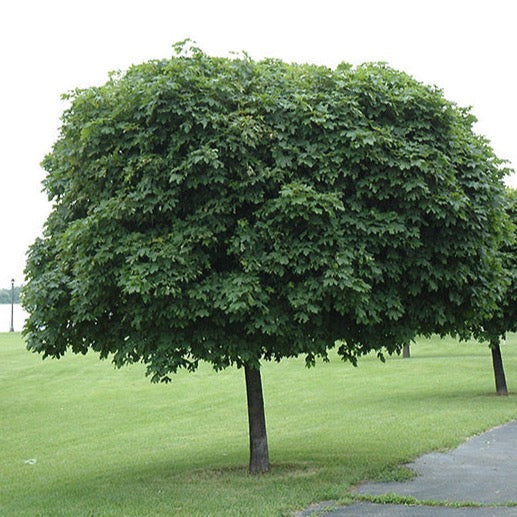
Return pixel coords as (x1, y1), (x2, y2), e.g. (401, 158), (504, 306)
(2, 332), (517, 516)
(24, 43), (511, 381)
(0, 286), (20, 304)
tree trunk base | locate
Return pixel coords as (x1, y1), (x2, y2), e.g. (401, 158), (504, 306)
(244, 364), (270, 474)
(491, 340), (508, 396)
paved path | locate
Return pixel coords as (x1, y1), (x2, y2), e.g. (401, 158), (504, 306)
(301, 503), (517, 516)
(298, 420), (517, 516)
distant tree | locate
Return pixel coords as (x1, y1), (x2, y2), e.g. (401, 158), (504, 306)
(0, 290), (8, 304)
(475, 189), (516, 395)
(23, 43), (511, 473)
(0, 286), (21, 304)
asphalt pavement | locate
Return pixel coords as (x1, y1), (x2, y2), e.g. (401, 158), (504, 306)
(297, 420), (517, 516)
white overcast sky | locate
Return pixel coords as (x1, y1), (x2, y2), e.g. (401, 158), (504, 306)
(1, 0), (516, 287)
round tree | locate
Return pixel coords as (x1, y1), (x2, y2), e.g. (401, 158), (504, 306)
(475, 188), (516, 395)
(23, 44), (511, 473)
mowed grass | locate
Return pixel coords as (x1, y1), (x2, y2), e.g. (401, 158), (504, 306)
(1, 332), (516, 516)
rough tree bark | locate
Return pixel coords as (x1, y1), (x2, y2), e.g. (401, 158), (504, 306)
(244, 364), (270, 474)
(490, 339), (508, 396)
(402, 344), (410, 358)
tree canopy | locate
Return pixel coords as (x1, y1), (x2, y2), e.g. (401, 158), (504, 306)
(23, 44), (512, 471)
(24, 45), (510, 372)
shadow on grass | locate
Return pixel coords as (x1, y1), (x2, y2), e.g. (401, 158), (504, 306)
(13, 454), (325, 497)
(4, 456), (332, 516)
(375, 387), (516, 404)
(186, 461), (322, 480)
(393, 352), (491, 361)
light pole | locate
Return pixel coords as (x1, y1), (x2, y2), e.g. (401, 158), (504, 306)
(9, 278), (14, 332)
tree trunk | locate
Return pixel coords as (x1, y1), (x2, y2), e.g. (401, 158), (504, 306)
(402, 344), (410, 358)
(244, 364), (270, 474)
(490, 339), (508, 396)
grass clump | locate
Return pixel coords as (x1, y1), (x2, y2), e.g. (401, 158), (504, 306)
(1, 332), (516, 516)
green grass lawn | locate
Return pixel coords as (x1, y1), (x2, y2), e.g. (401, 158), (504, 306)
(1, 332), (516, 516)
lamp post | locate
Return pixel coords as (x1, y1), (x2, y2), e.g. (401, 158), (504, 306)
(9, 278), (14, 332)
